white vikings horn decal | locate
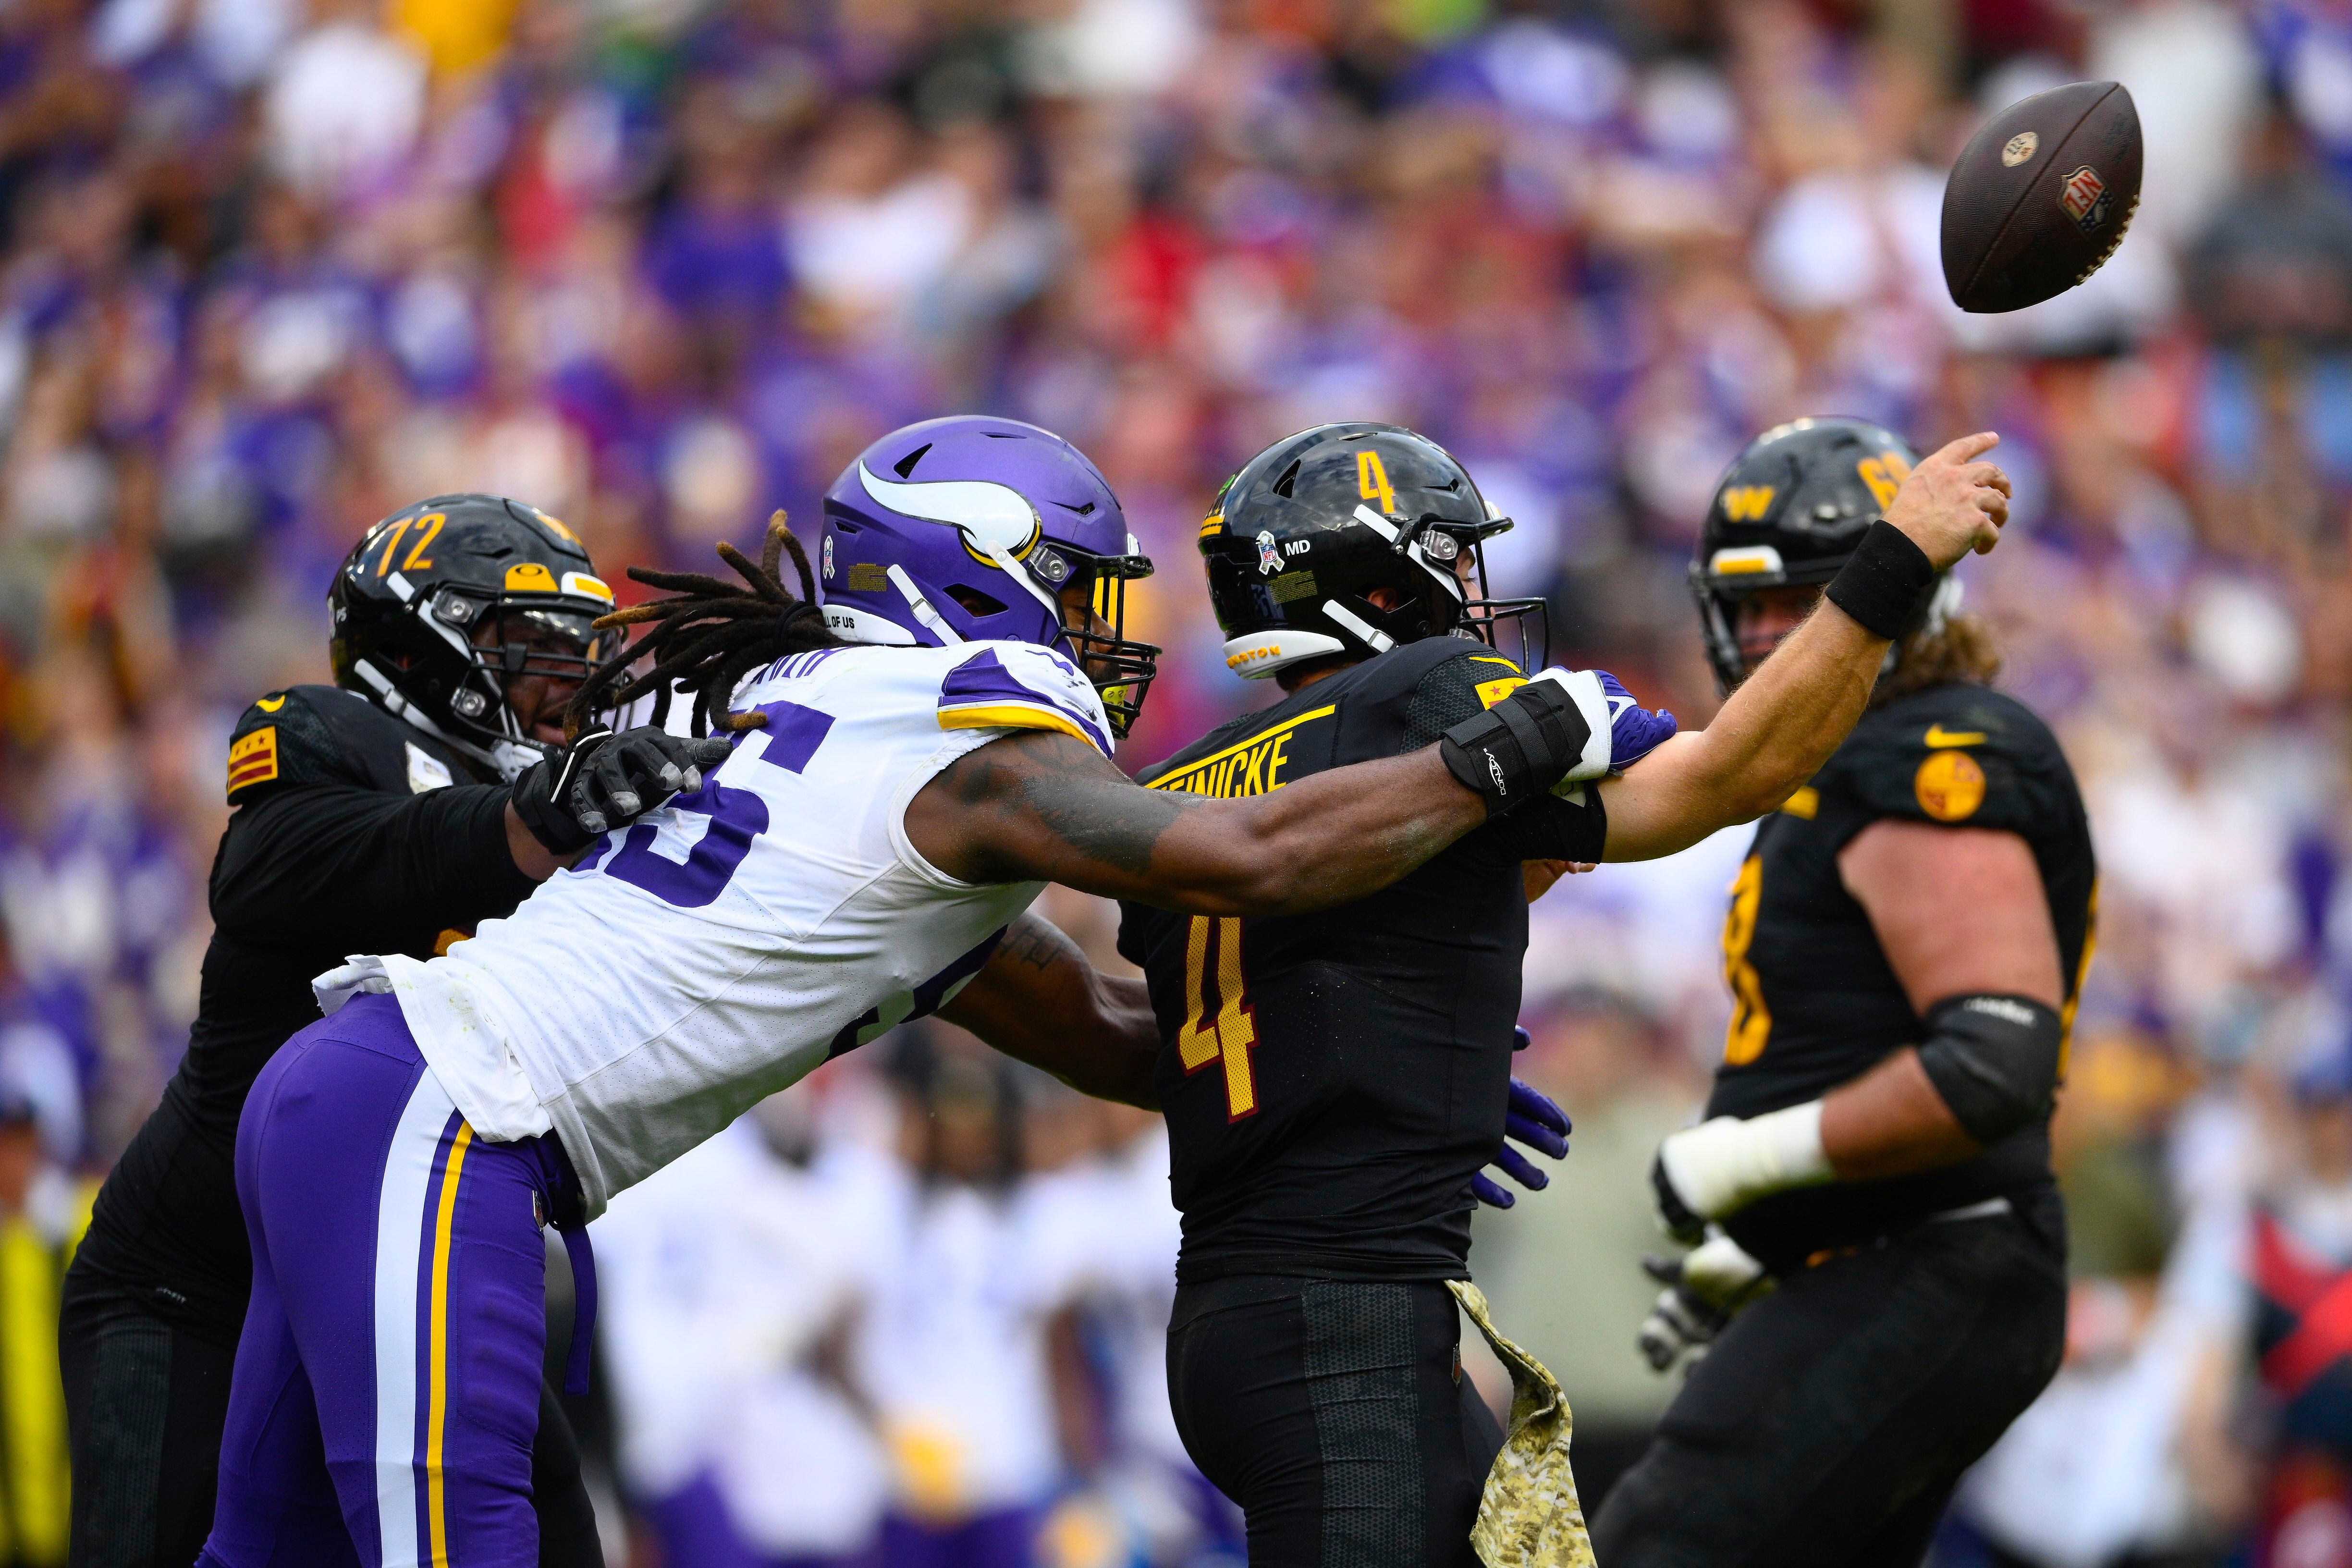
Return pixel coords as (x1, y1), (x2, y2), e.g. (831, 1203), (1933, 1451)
(858, 464), (1041, 557)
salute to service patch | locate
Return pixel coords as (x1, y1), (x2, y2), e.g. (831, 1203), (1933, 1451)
(226, 727), (280, 798)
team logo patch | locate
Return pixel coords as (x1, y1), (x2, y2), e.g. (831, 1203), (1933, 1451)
(227, 727), (279, 796)
(1256, 530), (1284, 576)
(1914, 750), (1985, 821)
(2001, 131), (2038, 168)
(1720, 486), (1774, 523)
(2059, 166), (2111, 233)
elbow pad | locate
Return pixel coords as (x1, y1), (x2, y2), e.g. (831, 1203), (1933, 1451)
(1915, 994), (2064, 1147)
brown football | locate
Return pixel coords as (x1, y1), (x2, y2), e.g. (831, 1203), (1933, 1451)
(1940, 81), (2143, 313)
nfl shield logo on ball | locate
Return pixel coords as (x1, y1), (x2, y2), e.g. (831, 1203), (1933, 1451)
(1256, 530), (1284, 576)
(2001, 131), (2037, 167)
(2059, 165), (2111, 233)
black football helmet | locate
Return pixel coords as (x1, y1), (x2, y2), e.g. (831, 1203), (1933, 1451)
(1690, 416), (1954, 694)
(330, 494), (620, 779)
(1200, 424), (1544, 680)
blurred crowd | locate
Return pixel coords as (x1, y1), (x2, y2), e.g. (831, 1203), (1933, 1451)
(4, 0), (2352, 1563)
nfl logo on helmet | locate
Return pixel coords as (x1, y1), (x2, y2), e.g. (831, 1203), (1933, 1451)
(1256, 530), (1284, 576)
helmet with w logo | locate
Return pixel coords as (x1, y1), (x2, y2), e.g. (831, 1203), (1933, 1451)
(815, 416), (1159, 735)
(1691, 416), (1932, 694)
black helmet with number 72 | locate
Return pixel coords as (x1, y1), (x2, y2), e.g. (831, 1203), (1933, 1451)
(1199, 423), (1544, 681)
(329, 494), (622, 780)
(1690, 416), (1954, 695)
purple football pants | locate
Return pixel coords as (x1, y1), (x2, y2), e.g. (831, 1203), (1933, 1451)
(198, 992), (576, 1568)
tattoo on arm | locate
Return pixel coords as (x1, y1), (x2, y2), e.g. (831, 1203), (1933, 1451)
(1001, 911), (1078, 974)
(934, 732), (1207, 885)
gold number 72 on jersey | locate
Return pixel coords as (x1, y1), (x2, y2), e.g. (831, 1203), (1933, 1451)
(1180, 916), (1259, 1120)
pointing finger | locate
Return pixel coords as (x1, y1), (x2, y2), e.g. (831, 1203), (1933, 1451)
(1931, 431), (2000, 466)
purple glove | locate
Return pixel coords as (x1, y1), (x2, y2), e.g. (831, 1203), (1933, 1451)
(1473, 1076), (1574, 1210)
(1597, 670), (1677, 771)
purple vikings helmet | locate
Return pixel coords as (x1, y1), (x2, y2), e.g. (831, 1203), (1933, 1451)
(817, 416), (1160, 735)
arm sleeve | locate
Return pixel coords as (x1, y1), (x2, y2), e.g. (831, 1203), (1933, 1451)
(1399, 648), (1610, 863)
(210, 783), (538, 950)
(1480, 787), (1609, 864)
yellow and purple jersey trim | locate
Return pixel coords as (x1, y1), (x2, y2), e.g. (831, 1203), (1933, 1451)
(934, 647), (1112, 756)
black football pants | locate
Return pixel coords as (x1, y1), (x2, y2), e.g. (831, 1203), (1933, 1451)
(1167, 1275), (1503, 1568)
(59, 1269), (603, 1568)
(1591, 1196), (2067, 1568)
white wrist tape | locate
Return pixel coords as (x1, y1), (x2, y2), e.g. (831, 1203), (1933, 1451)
(1658, 1103), (1832, 1221)
(1527, 669), (1615, 783)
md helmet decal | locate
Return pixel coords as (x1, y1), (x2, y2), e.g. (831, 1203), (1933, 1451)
(1689, 416), (1955, 695)
(816, 416), (1160, 735)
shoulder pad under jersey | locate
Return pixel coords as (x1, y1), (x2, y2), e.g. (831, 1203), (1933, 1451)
(1813, 683), (2078, 841)
(226, 685), (478, 804)
(934, 642), (1115, 757)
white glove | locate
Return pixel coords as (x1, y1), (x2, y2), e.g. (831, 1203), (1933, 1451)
(1637, 1226), (1770, 1375)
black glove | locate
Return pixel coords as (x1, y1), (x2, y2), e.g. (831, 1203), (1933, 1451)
(1472, 1066), (1572, 1211)
(510, 726), (736, 854)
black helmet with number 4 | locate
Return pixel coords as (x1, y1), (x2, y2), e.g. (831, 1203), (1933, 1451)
(330, 493), (621, 780)
(1691, 416), (1954, 694)
(1200, 423), (1544, 681)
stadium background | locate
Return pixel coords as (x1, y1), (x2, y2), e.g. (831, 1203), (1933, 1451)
(0, 0), (2341, 1563)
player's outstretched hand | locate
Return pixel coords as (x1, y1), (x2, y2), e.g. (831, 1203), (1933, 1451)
(1883, 432), (2010, 568)
(512, 726), (735, 853)
(1635, 1226), (1769, 1375)
(1473, 1072), (1572, 1210)
(1594, 671), (1677, 771)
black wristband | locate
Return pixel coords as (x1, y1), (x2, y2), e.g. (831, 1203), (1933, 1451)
(1822, 520), (1937, 641)
(1438, 678), (1594, 814)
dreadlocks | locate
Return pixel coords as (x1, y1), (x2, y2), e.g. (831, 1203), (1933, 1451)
(565, 512), (842, 740)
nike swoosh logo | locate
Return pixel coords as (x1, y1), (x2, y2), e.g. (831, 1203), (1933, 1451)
(1924, 724), (1984, 747)
(255, 695), (286, 712)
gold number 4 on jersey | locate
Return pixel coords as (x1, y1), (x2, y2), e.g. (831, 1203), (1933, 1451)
(1180, 916), (1259, 1119)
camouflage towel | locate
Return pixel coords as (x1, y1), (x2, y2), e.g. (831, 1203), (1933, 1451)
(1448, 1279), (1598, 1568)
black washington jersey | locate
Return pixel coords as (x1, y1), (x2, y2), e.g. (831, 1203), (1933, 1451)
(1116, 638), (1608, 1285)
(1708, 680), (2096, 1271)
(74, 686), (531, 1335)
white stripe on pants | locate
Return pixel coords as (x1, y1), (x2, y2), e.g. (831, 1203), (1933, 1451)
(370, 1065), (458, 1568)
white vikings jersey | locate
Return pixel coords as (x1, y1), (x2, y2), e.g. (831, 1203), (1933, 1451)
(378, 639), (1114, 1215)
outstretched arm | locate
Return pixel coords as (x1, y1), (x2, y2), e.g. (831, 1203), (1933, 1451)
(1598, 433), (2011, 861)
(903, 730), (1487, 917)
(939, 912), (1162, 1109)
